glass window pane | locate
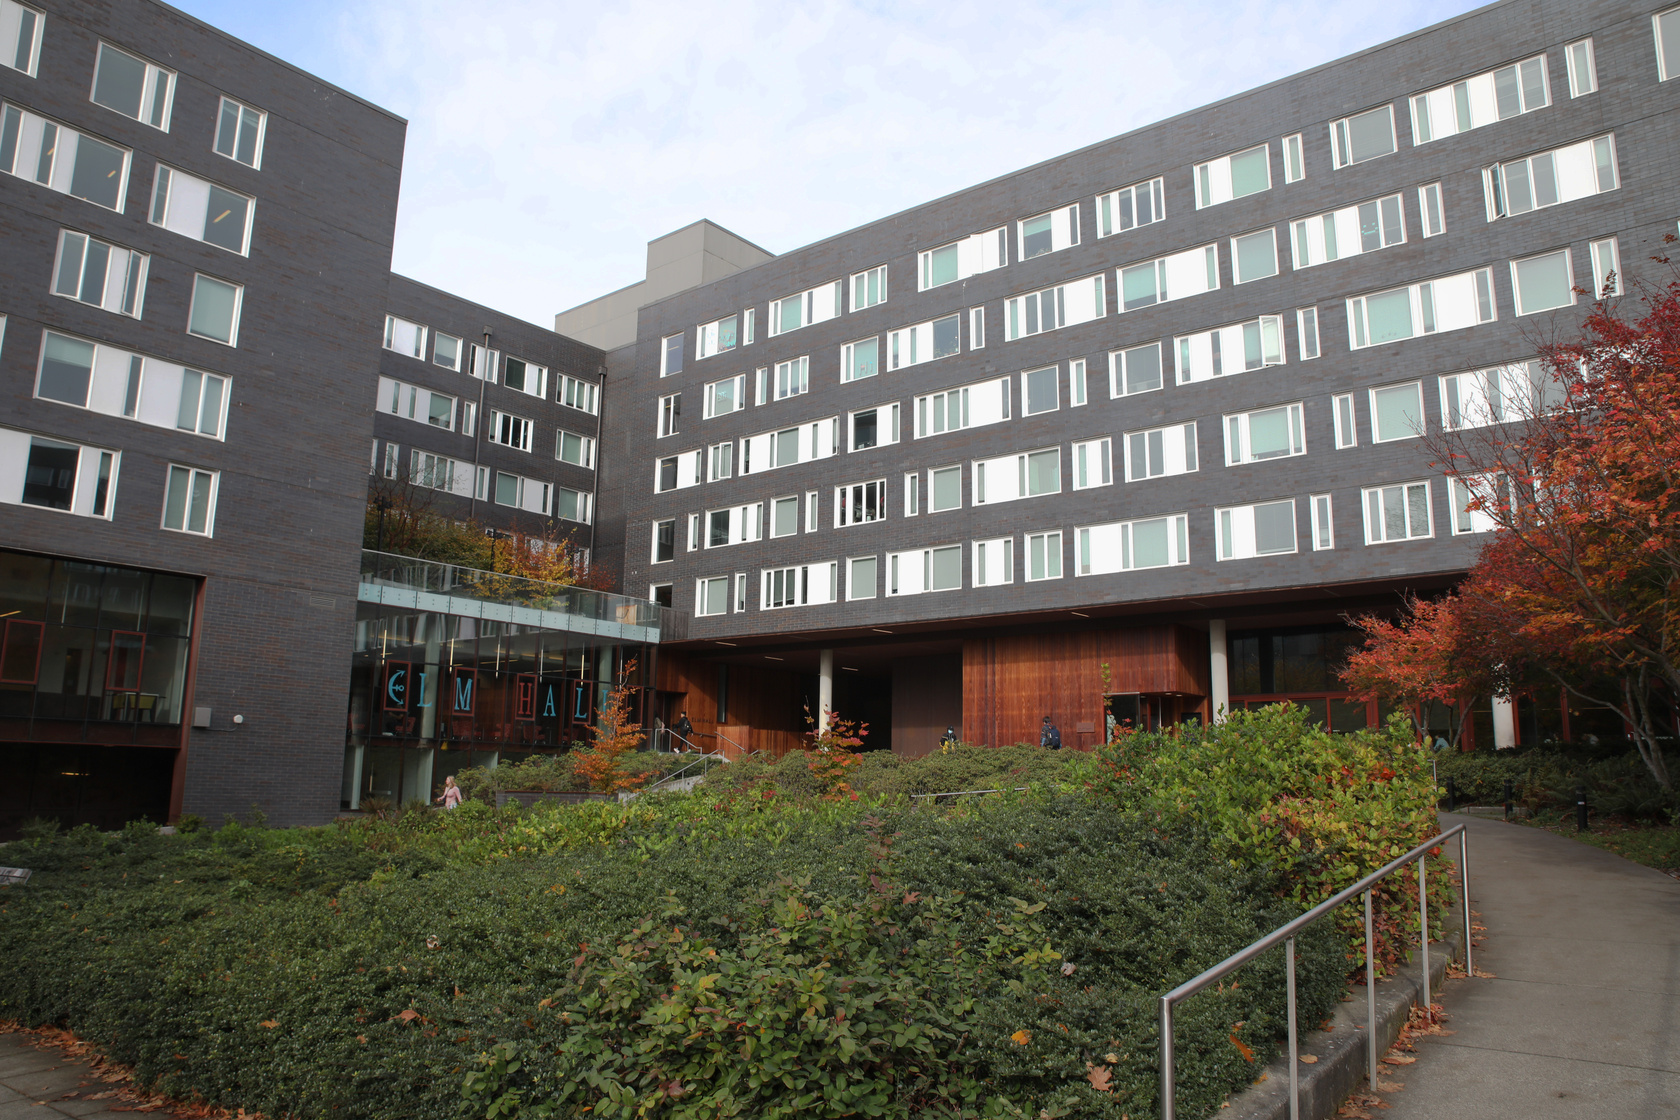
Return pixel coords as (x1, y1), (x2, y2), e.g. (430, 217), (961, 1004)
(1234, 230), (1276, 282)
(92, 47), (147, 118)
(1407, 484), (1431, 537)
(1027, 450), (1059, 495)
(1022, 214), (1053, 258)
(927, 245), (958, 288)
(163, 465), (190, 528)
(23, 441), (78, 510)
(1229, 146), (1269, 196)
(1364, 289), (1414, 344)
(1121, 263), (1158, 310)
(215, 100), (240, 157)
(1373, 384), (1423, 442)
(1346, 107), (1394, 163)
(1515, 251), (1572, 314)
(933, 315), (960, 359)
(1124, 343), (1161, 392)
(68, 136), (126, 210)
(1132, 519), (1169, 568)
(1025, 366), (1056, 413)
(38, 333), (95, 405)
(1247, 408), (1293, 459)
(930, 547), (961, 590)
(932, 467), (960, 510)
(203, 187), (249, 252)
(1254, 501), (1295, 554)
(494, 472), (518, 506)
(189, 275), (239, 342)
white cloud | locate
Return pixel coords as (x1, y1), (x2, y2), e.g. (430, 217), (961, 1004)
(316, 0), (1483, 327)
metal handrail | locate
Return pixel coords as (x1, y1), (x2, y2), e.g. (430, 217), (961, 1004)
(908, 787), (1030, 799)
(1159, 823), (1472, 1120)
(648, 747), (729, 789)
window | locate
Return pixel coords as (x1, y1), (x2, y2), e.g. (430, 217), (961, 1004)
(1077, 514), (1189, 575)
(840, 337), (878, 382)
(411, 450), (469, 495)
(918, 227), (1006, 290)
(974, 536), (1014, 587)
(3, 432), (117, 519)
(468, 344), (499, 382)
(1370, 381), (1425, 443)
(556, 430), (596, 469)
(1296, 308), (1320, 361)
(1290, 192), (1405, 269)
(1026, 532), (1062, 582)
(1410, 55), (1549, 144)
(553, 486), (592, 524)
(187, 274), (242, 345)
(559, 374), (599, 415)
(1589, 237), (1621, 298)
(1022, 365), (1058, 415)
(1661, 8), (1680, 79)
(91, 43), (174, 130)
(743, 308), (756, 345)
(1095, 177), (1164, 236)
(1, 104), (131, 210)
(848, 555), (877, 599)
(660, 334), (683, 376)
(848, 403), (900, 451)
(762, 562), (837, 609)
(696, 576), (731, 616)
(37, 331), (228, 439)
(972, 448), (1059, 506)
(1450, 475), (1501, 535)
(1072, 437), (1113, 490)
(649, 583), (673, 607)
(771, 495), (800, 538)
(1333, 394), (1357, 449)
(1560, 37), (1597, 98)
(769, 280), (842, 336)
(1018, 204), (1080, 259)
(51, 230), (148, 317)
(1364, 481), (1433, 543)
(851, 266), (887, 310)
(887, 313), (960, 369)
(696, 314), (738, 359)
(904, 472), (920, 517)
(930, 464), (963, 511)
(384, 315), (426, 358)
(1347, 268), (1495, 348)
(1118, 244), (1218, 311)
(213, 96), (266, 168)
(1282, 134), (1305, 183)
(478, 468), (551, 514)
(149, 166), (253, 253)
(161, 465), (217, 535)
(1310, 494), (1334, 550)
(1418, 183), (1445, 237)
(657, 393), (680, 437)
(774, 356), (809, 400)
(2, 2), (43, 77)
(1510, 249), (1574, 316)
(835, 479), (886, 527)
(1225, 403), (1305, 465)
(433, 332), (461, 371)
(970, 307), (986, 350)
(1330, 105), (1396, 167)
(707, 441), (733, 481)
(1217, 500), (1297, 560)
(887, 545), (962, 595)
(687, 513), (701, 551)
(1439, 362), (1563, 430)
(489, 411), (533, 452)
(914, 375), (1010, 438)
(702, 373), (744, 418)
(754, 367), (767, 405)
(738, 416), (839, 475)
(503, 357), (548, 399)
(1125, 423), (1197, 481)
(1175, 316), (1283, 384)
(653, 450), (703, 492)
(1109, 341), (1164, 397)
(1484, 135), (1618, 219)
(805, 490), (818, 532)
(1195, 143), (1270, 208)
(1005, 274), (1105, 339)
(705, 503), (763, 547)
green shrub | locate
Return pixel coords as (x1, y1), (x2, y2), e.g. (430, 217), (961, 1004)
(1435, 746), (1677, 822)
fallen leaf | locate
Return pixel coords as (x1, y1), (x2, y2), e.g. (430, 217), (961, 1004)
(1229, 1033), (1254, 1062)
(1061, 962), (1077, 976)
(1376, 1079), (1405, 1092)
(259, 1020), (278, 1030)
(1087, 1064), (1112, 1092)
(395, 1009), (419, 1023)
(1300, 1054), (1318, 1064)
(1010, 1030), (1031, 1046)
(1381, 1055), (1416, 1066)
(356, 1035), (367, 1044)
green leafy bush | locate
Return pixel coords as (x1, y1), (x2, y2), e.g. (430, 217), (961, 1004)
(1435, 745), (1676, 822)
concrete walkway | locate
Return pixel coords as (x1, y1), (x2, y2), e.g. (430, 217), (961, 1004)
(1380, 812), (1680, 1119)
(0, 1031), (190, 1119)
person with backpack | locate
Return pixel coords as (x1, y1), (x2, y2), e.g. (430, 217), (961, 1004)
(1040, 715), (1062, 749)
(673, 711), (695, 751)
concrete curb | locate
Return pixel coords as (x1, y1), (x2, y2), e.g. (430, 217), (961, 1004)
(1221, 899), (1465, 1120)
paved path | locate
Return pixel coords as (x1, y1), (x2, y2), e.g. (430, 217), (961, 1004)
(1380, 812), (1680, 1119)
(0, 1031), (189, 1120)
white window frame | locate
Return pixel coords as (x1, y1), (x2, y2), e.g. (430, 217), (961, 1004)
(703, 503), (763, 549)
(840, 336), (879, 383)
(913, 375), (1011, 439)
(773, 355), (810, 401)
(1174, 315), (1284, 385)
(1005, 274), (1106, 340)
(1216, 499), (1298, 561)
(502, 356), (548, 399)
(1484, 134), (1618, 220)
(1333, 393), (1357, 449)
(835, 479), (887, 528)
(51, 229), (148, 318)
(768, 280), (842, 337)
(1, 2), (44, 78)
(1021, 364), (1059, 416)
(1072, 436), (1113, 490)
(1224, 404), (1305, 466)
(1410, 54), (1551, 144)
(384, 315), (426, 358)
(850, 265), (887, 310)
(1095, 177), (1165, 237)
(1230, 228), (1278, 285)
(1, 104), (134, 212)
(969, 307), (986, 350)
(1024, 531), (1062, 582)
(971, 448), (1060, 507)
(1449, 474), (1502, 535)
(887, 313), (962, 370)
(212, 95), (267, 168)
(769, 495), (800, 539)
(1017, 203), (1081, 260)
(695, 314), (739, 360)
(760, 562), (838, 610)
(559, 374), (599, 415)
(1297, 308), (1320, 361)
(1289, 192), (1406, 270)
(160, 464), (218, 536)
(1660, 7), (1680, 81)
(1565, 38), (1597, 97)
(1076, 513), (1190, 575)
(1346, 268), (1496, 349)
(973, 536), (1015, 587)
(695, 576), (731, 617)
(847, 402), (900, 452)
(1069, 358), (1088, 407)
(707, 440), (734, 481)
(1589, 237), (1621, 298)
(1369, 381), (1426, 444)
(1510, 248), (1576, 316)
(903, 472), (919, 517)
(4, 429), (119, 520)
(1310, 493), (1335, 551)
(703, 373), (746, 418)
(1363, 480), (1435, 544)
(147, 165), (253, 254)
(929, 464), (963, 513)
(1117, 244), (1218, 312)
(90, 42), (175, 131)
(1194, 143), (1271, 209)
(657, 392), (680, 438)
(489, 410), (533, 453)
(1123, 423), (1198, 482)
(1282, 134), (1305, 183)
(553, 486), (592, 525)
(432, 332), (462, 372)
(847, 555), (877, 600)
(1329, 104), (1396, 168)
(918, 227), (1007, 291)
(660, 334), (683, 377)
(1109, 341), (1165, 397)
(1418, 183), (1446, 238)
(467, 343), (499, 383)
(886, 544), (963, 596)
(556, 430), (597, 470)
(187, 273), (243, 347)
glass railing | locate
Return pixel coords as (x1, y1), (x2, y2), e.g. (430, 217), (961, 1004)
(360, 550), (688, 640)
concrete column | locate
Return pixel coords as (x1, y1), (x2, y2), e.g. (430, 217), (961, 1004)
(1492, 695), (1516, 748)
(1209, 619), (1230, 723)
(818, 648), (834, 730)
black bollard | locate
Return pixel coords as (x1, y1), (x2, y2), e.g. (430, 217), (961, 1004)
(1503, 778), (1513, 822)
(1446, 777), (1458, 811)
(1576, 786), (1589, 832)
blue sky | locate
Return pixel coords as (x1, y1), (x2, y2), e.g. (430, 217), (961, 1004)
(171, 0), (1489, 328)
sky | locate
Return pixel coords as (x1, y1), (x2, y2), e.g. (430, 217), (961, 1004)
(170, 0), (1489, 329)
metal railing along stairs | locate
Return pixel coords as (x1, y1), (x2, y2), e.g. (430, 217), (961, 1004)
(1159, 823), (1471, 1120)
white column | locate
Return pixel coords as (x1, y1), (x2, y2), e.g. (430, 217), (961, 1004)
(1492, 695), (1516, 749)
(818, 648), (834, 730)
(1209, 619), (1230, 723)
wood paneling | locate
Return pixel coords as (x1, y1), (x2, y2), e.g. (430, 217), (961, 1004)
(654, 651), (808, 757)
(892, 654), (963, 758)
(963, 626), (1209, 750)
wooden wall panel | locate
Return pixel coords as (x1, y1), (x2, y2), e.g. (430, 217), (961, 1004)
(963, 625), (1210, 750)
(653, 651), (807, 756)
(892, 655), (963, 758)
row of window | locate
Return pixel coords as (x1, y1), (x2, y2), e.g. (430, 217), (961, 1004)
(374, 375), (598, 468)
(674, 476), (1492, 615)
(369, 441), (594, 523)
(17, 324), (231, 441)
(381, 315), (600, 415)
(47, 227), (245, 344)
(1, 423), (219, 535)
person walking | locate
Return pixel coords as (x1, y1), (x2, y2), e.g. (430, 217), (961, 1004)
(1040, 715), (1062, 749)
(437, 775), (463, 809)
(673, 711), (695, 751)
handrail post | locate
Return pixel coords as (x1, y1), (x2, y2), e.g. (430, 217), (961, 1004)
(1286, 937), (1300, 1120)
(1460, 829), (1473, 977)
(1419, 852), (1431, 1014)
(1364, 888), (1376, 1088)
(1159, 995), (1175, 1120)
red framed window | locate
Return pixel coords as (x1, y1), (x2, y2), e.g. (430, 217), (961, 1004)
(515, 673), (537, 721)
(105, 630), (146, 692)
(0, 620), (44, 684)
(382, 660), (412, 711)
